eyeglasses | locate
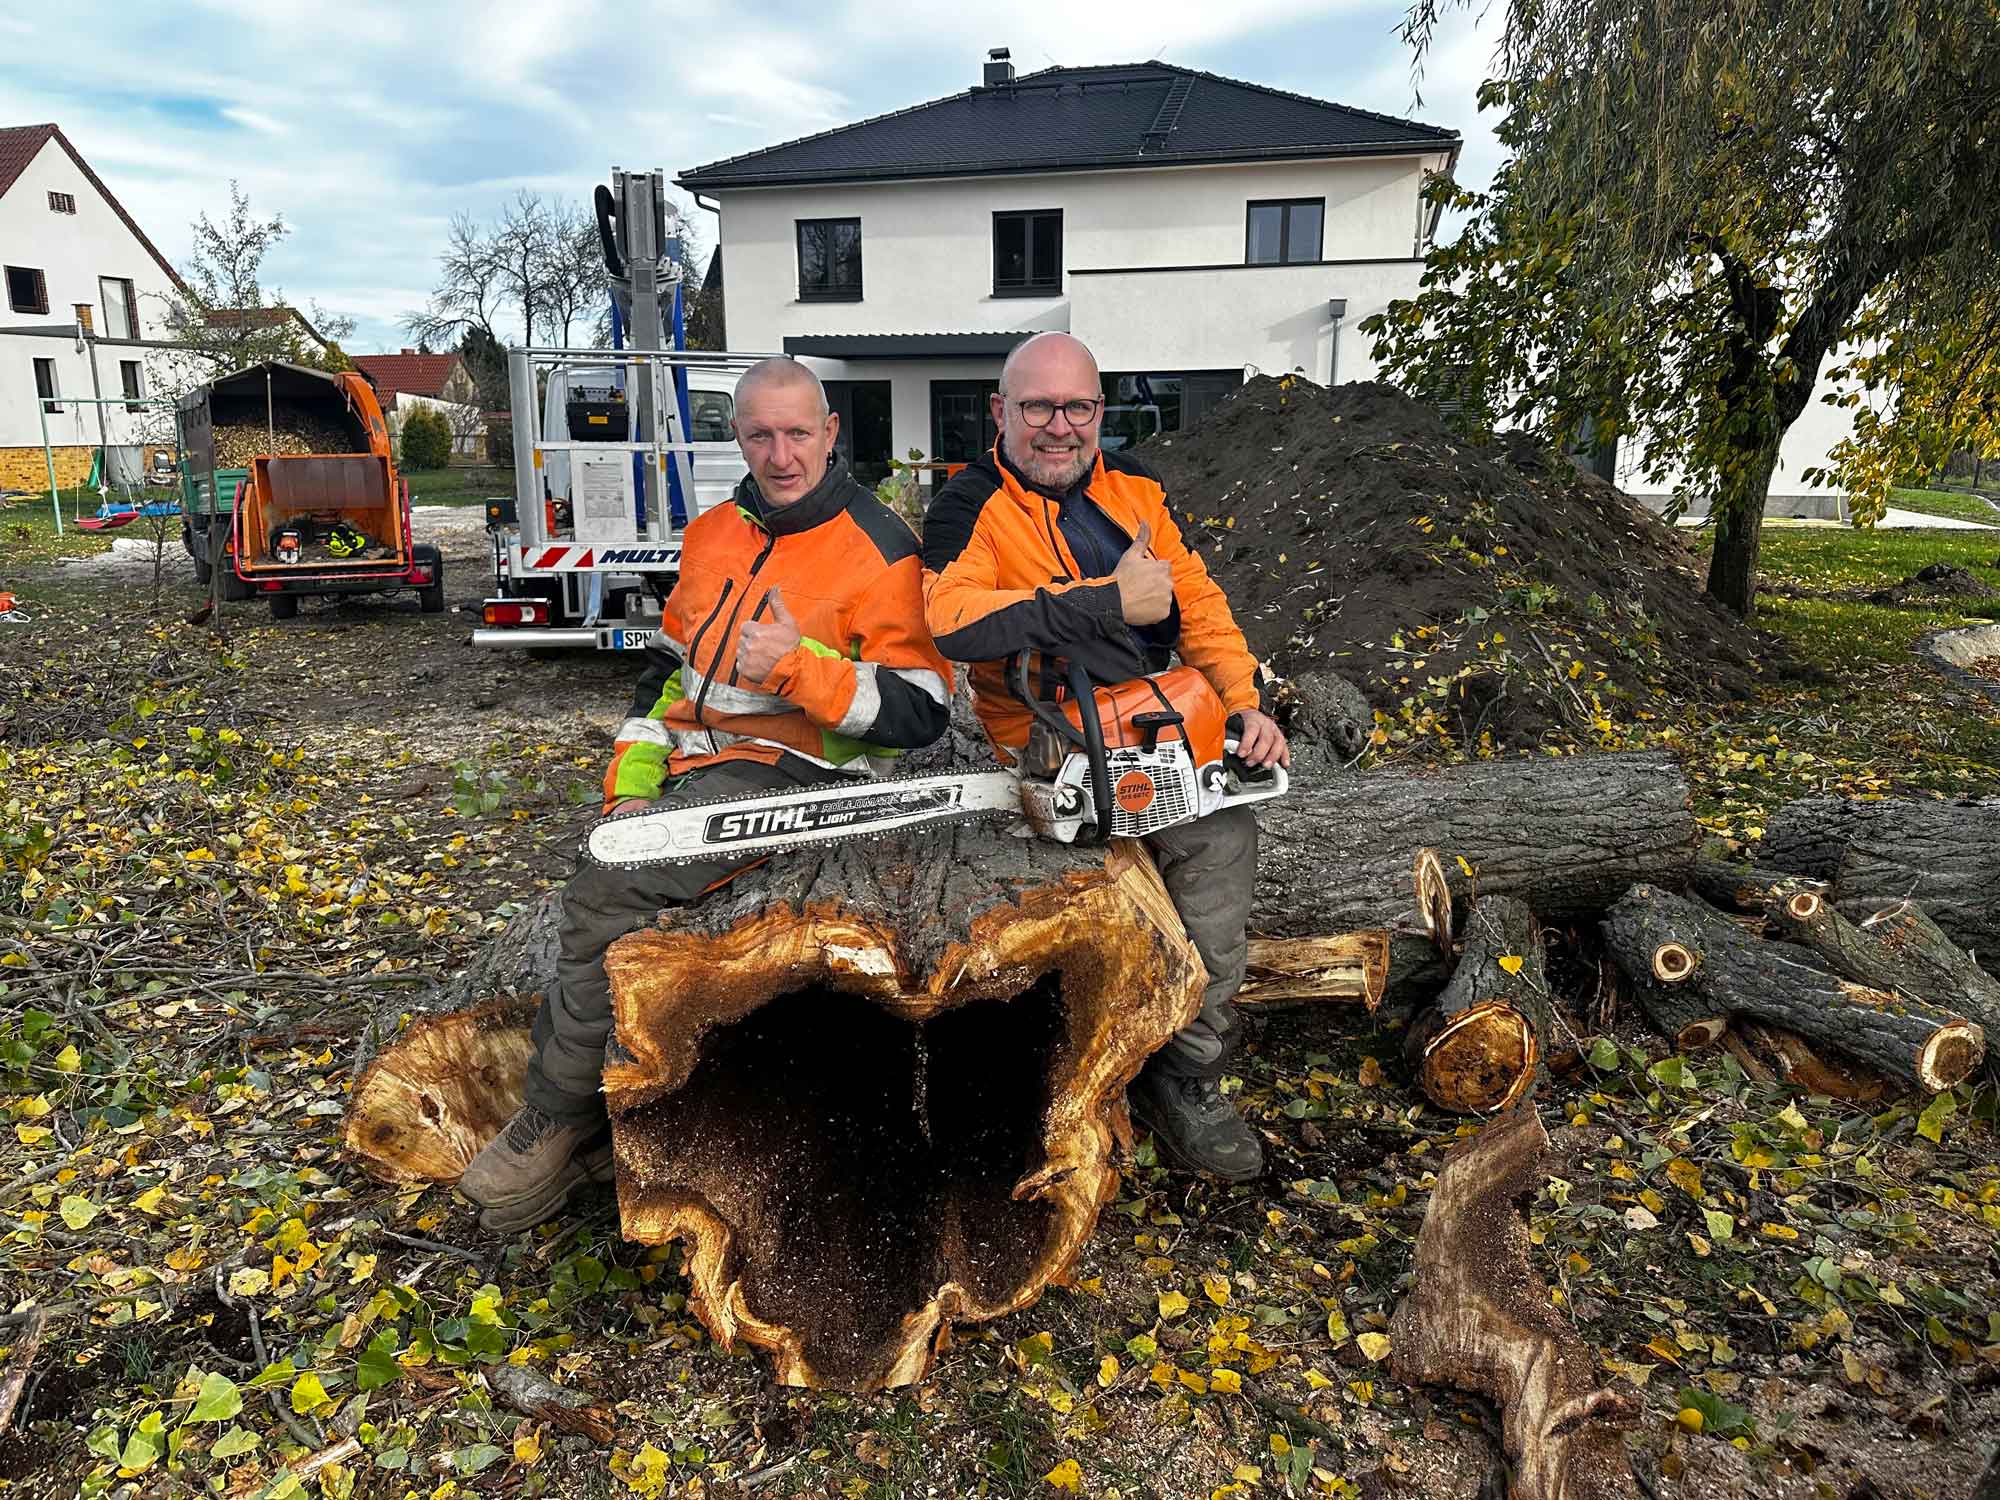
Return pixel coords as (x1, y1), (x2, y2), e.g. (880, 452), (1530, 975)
(1015, 397), (1104, 428)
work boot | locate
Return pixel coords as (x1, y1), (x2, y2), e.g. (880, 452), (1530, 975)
(458, 1104), (615, 1233)
(1128, 1068), (1264, 1183)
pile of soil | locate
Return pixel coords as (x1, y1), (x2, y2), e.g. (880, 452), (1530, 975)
(1141, 378), (1770, 750)
(1864, 561), (1998, 605)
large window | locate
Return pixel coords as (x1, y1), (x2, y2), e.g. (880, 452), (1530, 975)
(6, 265), (48, 315)
(1245, 199), (1324, 265)
(797, 218), (862, 301)
(33, 357), (60, 414)
(993, 210), (1062, 296)
(100, 277), (138, 339)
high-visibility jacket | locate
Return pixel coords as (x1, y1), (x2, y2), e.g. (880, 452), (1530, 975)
(922, 444), (1261, 757)
(604, 460), (951, 809)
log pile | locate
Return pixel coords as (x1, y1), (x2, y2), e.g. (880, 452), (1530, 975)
(342, 702), (1993, 1403)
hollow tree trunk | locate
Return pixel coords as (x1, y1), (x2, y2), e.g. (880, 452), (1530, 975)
(1406, 896), (1549, 1114)
(1759, 797), (2000, 964)
(1391, 1109), (1642, 1500)
(1602, 885), (1983, 1092)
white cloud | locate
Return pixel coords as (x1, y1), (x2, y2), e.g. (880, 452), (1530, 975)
(220, 106), (289, 135)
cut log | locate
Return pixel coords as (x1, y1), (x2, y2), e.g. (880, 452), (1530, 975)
(1759, 796), (2000, 964)
(345, 998), (537, 1183)
(1405, 896), (1549, 1114)
(1762, 883), (2000, 1062)
(1602, 885), (1984, 1093)
(1255, 747), (1697, 940)
(1390, 1109), (1642, 1500)
(1689, 857), (1826, 917)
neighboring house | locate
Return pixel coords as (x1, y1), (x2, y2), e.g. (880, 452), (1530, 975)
(203, 305), (335, 361)
(352, 350), (485, 462)
(0, 122), (186, 492)
(677, 52), (1461, 485)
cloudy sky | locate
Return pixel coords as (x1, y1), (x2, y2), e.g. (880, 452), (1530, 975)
(1, 0), (1506, 353)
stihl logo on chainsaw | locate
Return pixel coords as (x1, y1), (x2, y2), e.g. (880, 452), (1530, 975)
(1114, 770), (1157, 815)
(702, 785), (966, 845)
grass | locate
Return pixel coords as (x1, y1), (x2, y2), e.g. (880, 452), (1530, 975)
(403, 466), (512, 507)
(0, 492), (120, 565)
(1889, 486), (2000, 524)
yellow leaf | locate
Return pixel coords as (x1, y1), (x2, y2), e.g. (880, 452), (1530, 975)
(1097, 1355), (1118, 1388)
(133, 1185), (169, 1216)
(1158, 1290), (1190, 1319)
(1677, 1407), (1704, 1433)
(1496, 955), (1524, 976)
(514, 1427), (543, 1465)
(14, 1124), (50, 1145)
(1269, 1433), (1292, 1458)
(1357, 1056), (1384, 1087)
(289, 1372), (329, 1414)
(1455, 854), (1474, 878)
(1303, 1369), (1334, 1390)
(1043, 1459), (1082, 1493)
(1759, 1222), (1799, 1240)
(1355, 1332), (1391, 1362)
(1665, 1158), (1705, 1199)
(1568, 659), (1584, 679)
(15, 1095), (51, 1118)
(1177, 1370), (1208, 1394)
(1210, 1369), (1242, 1395)
(1325, 1308), (1350, 1346)
(52, 1044), (81, 1073)
(1203, 1274), (1231, 1306)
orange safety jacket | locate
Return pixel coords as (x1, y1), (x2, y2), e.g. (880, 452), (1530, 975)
(604, 459), (952, 809)
(922, 443), (1260, 757)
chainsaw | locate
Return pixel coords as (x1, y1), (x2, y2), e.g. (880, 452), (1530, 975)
(585, 654), (1288, 869)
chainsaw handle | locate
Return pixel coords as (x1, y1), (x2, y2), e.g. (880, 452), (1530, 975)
(1224, 712), (1282, 789)
(1008, 652), (1113, 841)
(1008, 651), (1086, 750)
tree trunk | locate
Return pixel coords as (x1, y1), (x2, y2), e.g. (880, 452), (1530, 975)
(1601, 885), (1983, 1092)
(1758, 796), (2000, 962)
(1688, 857), (1826, 917)
(1704, 446), (1779, 619)
(1255, 747), (1697, 940)
(1406, 896), (1549, 1114)
(1391, 1109), (1642, 1500)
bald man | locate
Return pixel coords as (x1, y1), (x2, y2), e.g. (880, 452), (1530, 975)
(923, 332), (1289, 1183)
(461, 358), (952, 1231)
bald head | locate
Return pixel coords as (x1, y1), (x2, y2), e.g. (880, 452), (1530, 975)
(734, 357), (829, 419)
(998, 331), (1099, 396)
(993, 332), (1104, 491)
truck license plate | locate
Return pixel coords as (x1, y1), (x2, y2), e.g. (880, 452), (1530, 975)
(610, 628), (656, 651)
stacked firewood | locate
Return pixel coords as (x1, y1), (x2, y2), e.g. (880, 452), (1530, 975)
(213, 405), (356, 465)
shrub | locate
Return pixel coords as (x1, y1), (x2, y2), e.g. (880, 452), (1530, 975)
(399, 406), (453, 470)
(485, 417), (514, 469)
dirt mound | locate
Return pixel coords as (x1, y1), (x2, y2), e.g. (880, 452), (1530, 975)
(1864, 561), (1997, 604)
(1141, 377), (1770, 750)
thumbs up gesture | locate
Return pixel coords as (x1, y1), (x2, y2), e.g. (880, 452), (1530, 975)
(1113, 522), (1175, 626)
(738, 588), (804, 682)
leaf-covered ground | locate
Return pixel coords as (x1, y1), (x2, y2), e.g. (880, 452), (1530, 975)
(3, 504), (1999, 1500)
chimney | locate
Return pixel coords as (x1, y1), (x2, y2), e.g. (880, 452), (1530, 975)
(983, 47), (1014, 88)
(401, 347), (416, 355)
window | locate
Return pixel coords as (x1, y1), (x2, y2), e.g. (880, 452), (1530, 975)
(100, 277), (138, 339)
(993, 210), (1062, 295)
(33, 358), (60, 414)
(47, 191), (76, 215)
(121, 360), (144, 411)
(1245, 199), (1324, 265)
(6, 265), (49, 315)
(796, 218), (862, 301)
(686, 390), (735, 442)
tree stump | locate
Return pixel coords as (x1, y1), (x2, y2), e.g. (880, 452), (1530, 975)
(1391, 1109), (1642, 1500)
(1602, 885), (1984, 1092)
(345, 998), (537, 1183)
(1406, 896), (1550, 1113)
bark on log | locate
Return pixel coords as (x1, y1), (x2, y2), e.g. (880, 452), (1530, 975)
(1390, 1109), (1642, 1500)
(1759, 797), (2000, 964)
(598, 831), (1208, 1391)
(1689, 857), (1826, 917)
(1255, 748), (1697, 940)
(1406, 896), (1549, 1114)
(1602, 886), (1984, 1093)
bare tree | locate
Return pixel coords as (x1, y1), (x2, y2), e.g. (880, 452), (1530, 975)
(404, 213), (505, 350)
(539, 201), (610, 349)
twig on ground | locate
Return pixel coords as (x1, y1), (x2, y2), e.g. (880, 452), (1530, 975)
(0, 1308), (50, 1431)
(215, 1265), (323, 1451)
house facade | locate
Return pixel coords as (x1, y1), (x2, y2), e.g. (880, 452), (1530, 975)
(678, 55), (1460, 486)
(0, 123), (186, 491)
(352, 350), (485, 462)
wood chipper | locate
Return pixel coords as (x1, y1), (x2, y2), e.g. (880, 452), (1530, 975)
(178, 361), (443, 620)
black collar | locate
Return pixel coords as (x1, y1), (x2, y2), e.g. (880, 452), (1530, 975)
(735, 455), (859, 536)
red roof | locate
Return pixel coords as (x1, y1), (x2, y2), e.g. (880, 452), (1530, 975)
(352, 352), (468, 400)
(0, 123), (187, 294)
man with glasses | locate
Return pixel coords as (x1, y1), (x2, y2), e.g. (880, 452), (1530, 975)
(923, 332), (1289, 1183)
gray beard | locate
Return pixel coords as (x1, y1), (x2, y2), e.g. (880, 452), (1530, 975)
(1004, 435), (1094, 492)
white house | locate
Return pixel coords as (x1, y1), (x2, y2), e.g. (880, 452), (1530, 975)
(0, 123), (187, 493)
(678, 54), (1461, 486)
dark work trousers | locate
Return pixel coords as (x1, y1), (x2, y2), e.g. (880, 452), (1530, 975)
(1143, 806), (1259, 1079)
(523, 755), (847, 1124)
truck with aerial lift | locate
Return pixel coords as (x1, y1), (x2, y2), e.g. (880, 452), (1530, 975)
(474, 168), (771, 653)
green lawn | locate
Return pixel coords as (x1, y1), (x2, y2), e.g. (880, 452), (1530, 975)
(0, 492), (120, 565)
(403, 467), (511, 507)
(1889, 485), (2000, 523)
